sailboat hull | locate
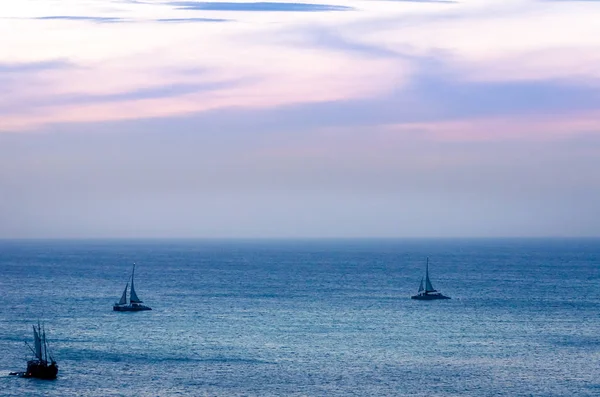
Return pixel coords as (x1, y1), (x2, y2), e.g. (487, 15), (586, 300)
(411, 293), (451, 300)
(113, 304), (152, 311)
(23, 360), (58, 380)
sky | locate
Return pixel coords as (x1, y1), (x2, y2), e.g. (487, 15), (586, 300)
(1, 0), (599, 238)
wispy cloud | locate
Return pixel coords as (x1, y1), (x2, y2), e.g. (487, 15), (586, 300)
(385, 0), (456, 3)
(155, 17), (230, 22)
(0, 76), (247, 118)
(22, 16), (230, 23)
(35, 16), (127, 23)
(18, 51), (599, 141)
(109, 52), (600, 135)
(3, 44), (600, 133)
(169, 1), (354, 12)
(253, 71), (600, 130)
(0, 60), (74, 73)
(55, 80), (245, 105)
(274, 26), (400, 59)
(0, 60), (76, 109)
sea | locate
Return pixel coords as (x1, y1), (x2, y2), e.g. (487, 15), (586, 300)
(0, 239), (599, 396)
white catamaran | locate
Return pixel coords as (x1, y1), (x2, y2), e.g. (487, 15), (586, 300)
(113, 263), (152, 311)
(411, 257), (451, 300)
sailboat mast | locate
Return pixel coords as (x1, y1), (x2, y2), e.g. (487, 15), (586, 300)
(424, 257), (436, 293)
(129, 262), (144, 303)
(33, 322), (43, 361)
(42, 325), (48, 362)
(130, 263), (135, 303)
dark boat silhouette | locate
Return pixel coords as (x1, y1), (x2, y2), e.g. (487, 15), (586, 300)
(10, 323), (59, 379)
(411, 258), (451, 300)
(113, 263), (152, 311)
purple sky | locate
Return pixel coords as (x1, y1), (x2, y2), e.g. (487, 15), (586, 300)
(1, 0), (599, 238)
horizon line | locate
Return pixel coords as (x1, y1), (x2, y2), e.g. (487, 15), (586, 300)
(1, 236), (599, 241)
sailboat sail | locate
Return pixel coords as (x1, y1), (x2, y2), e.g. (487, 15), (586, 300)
(129, 264), (143, 303)
(42, 327), (49, 362)
(118, 283), (128, 305)
(113, 263), (151, 311)
(412, 257), (450, 300)
(130, 281), (142, 303)
(425, 261), (436, 292)
(33, 325), (43, 360)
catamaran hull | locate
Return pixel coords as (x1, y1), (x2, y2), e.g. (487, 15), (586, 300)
(113, 305), (152, 311)
(411, 294), (451, 300)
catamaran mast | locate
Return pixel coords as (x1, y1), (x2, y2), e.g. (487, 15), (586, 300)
(424, 257), (436, 293)
(130, 262), (143, 304)
(130, 263), (135, 303)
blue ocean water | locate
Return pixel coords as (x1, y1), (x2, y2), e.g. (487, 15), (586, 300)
(0, 239), (599, 396)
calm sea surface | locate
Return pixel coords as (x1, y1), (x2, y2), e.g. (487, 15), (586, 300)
(0, 239), (599, 396)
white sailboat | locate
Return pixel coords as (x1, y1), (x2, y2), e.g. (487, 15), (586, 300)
(411, 257), (450, 300)
(113, 263), (152, 311)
